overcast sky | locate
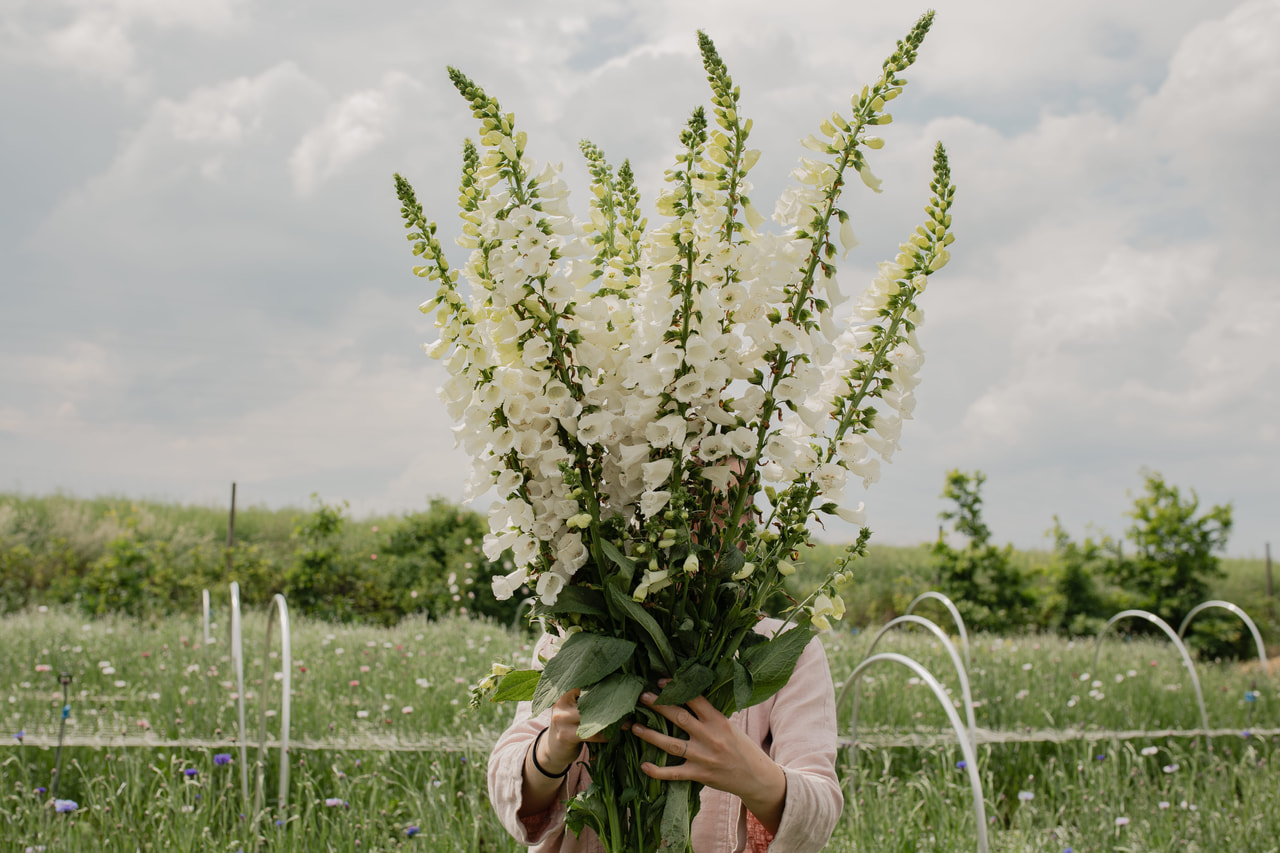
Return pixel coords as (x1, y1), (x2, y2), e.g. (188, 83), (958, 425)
(1, 0), (1276, 556)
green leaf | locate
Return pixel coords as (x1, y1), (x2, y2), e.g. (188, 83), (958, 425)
(715, 546), (744, 578)
(732, 659), (753, 711)
(659, 779), (693, 850)
(577, 672), (645, 739)
(492, 669), (540, 703)
(739, 624), (813, 708)
(605, 582), (676, 674)
(531, 585), (606, 619)
(600, 539), (638, 586)
(531, 633), (637, 716)
(655, 661), (715, 706)
(566, 784), (610, 839)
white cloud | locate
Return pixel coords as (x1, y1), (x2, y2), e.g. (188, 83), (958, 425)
(44, 12), (136, 80)
(289, 72), (421, 196)
(3, 0), (1277, 554)
(1, 0), (243, 85)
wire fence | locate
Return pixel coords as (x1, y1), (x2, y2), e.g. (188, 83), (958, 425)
(9, 725), (1278, 753)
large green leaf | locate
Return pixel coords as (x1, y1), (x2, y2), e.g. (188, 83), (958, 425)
(738, 624), (813, 708)
(577, 672), (645, 739)
(492, 668), (540, 702)
(659, 779), (692, 851)
(530, 585), (606, 620)
(732, 659), (753, 712)
(605, 582), (676, 674)
(531, 632), (637, 716)
(655, 660), (715, 706)
(600, 539), (638, 586)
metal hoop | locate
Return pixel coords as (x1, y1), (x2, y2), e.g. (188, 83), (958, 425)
(1092, 609), (1209, 732)
(252, 593), (293, 823)
(229, 582), (250, 803)
(844, 652), (988, 853)
(839, 614), (977, 747)
(1178, 600), (1269, 673)
(904, 591), (970, 670)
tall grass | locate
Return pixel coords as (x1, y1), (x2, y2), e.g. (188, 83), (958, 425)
(3, 609), (1277, 851)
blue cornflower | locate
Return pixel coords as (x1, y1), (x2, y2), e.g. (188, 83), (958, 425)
(214, 753), (232, 766)
(406, 826), (421, 837)
(54, 799), (78, 813)
(35, 787), (47, 795)
(1095, 754), (1107, 761)
(184, 768), (198, 778)
(13, 730), (23, 742)
(955, 760), (967, 769)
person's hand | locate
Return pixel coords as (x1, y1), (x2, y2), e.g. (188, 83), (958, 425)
(519, 688), (613, 817)
(540, 688), (611, 773)
(629, 690), (787, 833)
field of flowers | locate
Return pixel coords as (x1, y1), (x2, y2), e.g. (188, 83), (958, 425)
(2, 606), (1277, 851)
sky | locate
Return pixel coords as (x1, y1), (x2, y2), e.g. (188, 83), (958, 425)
(1, 0), (1277, 557)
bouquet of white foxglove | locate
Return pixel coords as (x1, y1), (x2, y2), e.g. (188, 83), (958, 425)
(396, 12), (952, 852)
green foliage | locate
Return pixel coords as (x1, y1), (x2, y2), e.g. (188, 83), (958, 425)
(931, 470), (1034, 632)
(1040, 517), (1113, 636)
(1108, 470), (1233, 625)
(379, 499), (522, 625)
(0, 492), (516, 627)
(284, 496), (368, 623)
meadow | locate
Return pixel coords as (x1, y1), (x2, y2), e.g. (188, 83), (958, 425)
(3, 606), (1277, 851)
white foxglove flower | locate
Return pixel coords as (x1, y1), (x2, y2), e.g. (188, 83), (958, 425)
(642, 459), (674, 490)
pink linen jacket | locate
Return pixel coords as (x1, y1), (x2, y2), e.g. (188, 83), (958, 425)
(487, 619), (843, 852)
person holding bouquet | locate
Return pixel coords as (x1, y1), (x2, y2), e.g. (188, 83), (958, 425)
(487, 622), (842, 852)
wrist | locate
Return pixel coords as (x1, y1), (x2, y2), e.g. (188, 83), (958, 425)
(531, 727), (573, 778)
(741, 758), (787, 834)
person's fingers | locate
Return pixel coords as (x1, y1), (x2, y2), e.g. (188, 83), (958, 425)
(640, 759), (692, 781)
(682, 694), (718, 720)
(640, 692), (701, 733)
(630, 719), (693, 760)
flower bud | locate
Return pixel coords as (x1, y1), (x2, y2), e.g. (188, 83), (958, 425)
(778, 560), (796, 577)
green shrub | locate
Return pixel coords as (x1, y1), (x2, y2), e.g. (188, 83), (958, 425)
(931, 470), (1035, 633)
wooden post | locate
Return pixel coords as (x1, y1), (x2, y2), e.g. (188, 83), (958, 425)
(1266, 541), (1273, 602)
(225, 483), (237, 577)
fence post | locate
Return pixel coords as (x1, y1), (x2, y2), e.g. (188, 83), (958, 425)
(225, 482), (237, 577)
(1266, 542), (1273, 607)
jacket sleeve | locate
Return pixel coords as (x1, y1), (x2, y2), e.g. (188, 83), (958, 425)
(486, 633), (589, 847)
(765, 635), (844, 851)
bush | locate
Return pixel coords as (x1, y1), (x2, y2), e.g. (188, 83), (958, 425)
(931, 470), (1035, 633)
(380, 499), (523, 625)
(1107, 470), (1232, 622)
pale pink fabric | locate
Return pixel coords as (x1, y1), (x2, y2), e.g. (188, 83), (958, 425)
(487, 619), (842, 852)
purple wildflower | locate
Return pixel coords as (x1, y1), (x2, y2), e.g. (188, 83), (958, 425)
(324, 798), (347, 808)
(955, 760), (967, 769)
(406, 826), (420, 837)
(214, 753), (232, 766)
(13, 730), (24, 742)
(35, 787), (47, 795)
(54, 799), (77, 813)
(184, 768), (198, 778)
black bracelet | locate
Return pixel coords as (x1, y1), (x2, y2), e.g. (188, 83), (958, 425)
(530, 728), (571, 779)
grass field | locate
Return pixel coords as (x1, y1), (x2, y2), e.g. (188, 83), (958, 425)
(3, 606), (1277, 851)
